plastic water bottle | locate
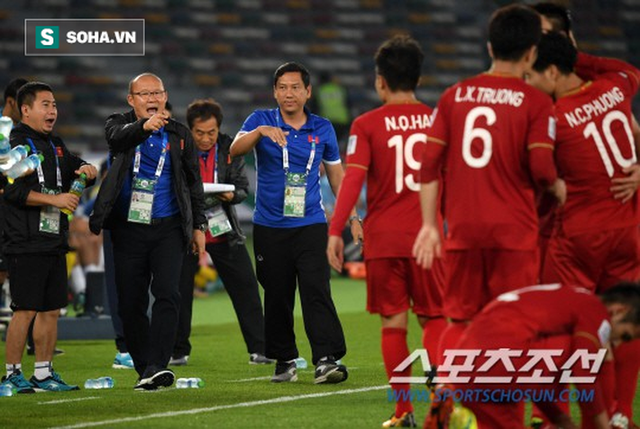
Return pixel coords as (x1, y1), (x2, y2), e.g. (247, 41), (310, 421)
(0, 384), (15, 397)
(0, 145), (29, 172)
(83, 377), (114, 389)
(295, 357), (307, 369)
(6, 154), (42, 183)
(175, 377), (204, 389)
(0, 116), (13, 163)
(62, 173), (87, 216)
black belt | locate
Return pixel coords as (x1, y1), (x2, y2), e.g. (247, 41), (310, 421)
(149, 214), (181, 225)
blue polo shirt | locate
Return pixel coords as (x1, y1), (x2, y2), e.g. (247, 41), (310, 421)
(115, 128), (179, 219)
(239, 108), (341, 228)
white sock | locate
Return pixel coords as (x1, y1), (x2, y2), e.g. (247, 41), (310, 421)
(84, 264), (102, 273)
(34, 361), (52, 380)
(6, 363), (21, 377)
(70, 265), (86, 295)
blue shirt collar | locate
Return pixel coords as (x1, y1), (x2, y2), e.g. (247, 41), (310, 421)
(276, 107), (314, 131)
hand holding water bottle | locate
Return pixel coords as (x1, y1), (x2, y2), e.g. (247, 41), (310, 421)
(61, 173), (87, 217)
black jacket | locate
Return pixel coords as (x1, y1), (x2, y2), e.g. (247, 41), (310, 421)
(4, 123), (92, 255)
(204, 132), (249, 247)
(89, 110), (206, 243)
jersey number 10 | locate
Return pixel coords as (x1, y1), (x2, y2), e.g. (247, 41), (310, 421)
(583, 110), (636, 177)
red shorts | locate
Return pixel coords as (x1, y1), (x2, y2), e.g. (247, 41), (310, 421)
(541, 225), (640, 293)
(365, 257), (444, 317)
(443, 249), (538, 320)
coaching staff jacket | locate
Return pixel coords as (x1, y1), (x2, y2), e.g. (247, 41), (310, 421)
(4, 123), (94, 255)
(89, 110), (206, 242)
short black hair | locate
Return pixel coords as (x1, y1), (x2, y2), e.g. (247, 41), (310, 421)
(532, 2), (572, 35)
(489, 4), (542, 61)
(186, 98), (224, 129)
(532, 31), (577, 74)
(273, 62), (311, 88)
(601, 282), (640, 325)
(375, 34), (424, 92)
(16, 81), (54, 113)
(3, 78), (28, 104)
(165, 100), (173, 113)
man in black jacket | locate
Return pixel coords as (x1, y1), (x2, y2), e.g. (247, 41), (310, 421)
(1, 82), (97, 393)
(89, 73), (206, 390)
(170, 99), (272, 366)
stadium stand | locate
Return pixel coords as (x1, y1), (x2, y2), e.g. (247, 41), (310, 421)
(0, 0), (636, 154)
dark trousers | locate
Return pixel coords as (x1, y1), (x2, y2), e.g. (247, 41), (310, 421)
(175, 240), (266, 357)
(110, 217), (185, 377)
(253, 223), (346, 365)
(103, 230), (126, 353)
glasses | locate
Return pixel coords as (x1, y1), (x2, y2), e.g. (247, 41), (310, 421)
(131, 90), (166, 100)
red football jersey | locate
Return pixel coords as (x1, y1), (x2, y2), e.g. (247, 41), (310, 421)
(345, 103), (433, 259)
(462, 283), (610, 350)
(554, 61), (640, 236)
(425, 73), (555, 250)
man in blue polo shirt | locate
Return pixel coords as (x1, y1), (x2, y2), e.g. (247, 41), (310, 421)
(231, 62), (361, 384)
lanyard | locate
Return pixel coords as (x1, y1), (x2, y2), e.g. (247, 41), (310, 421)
(133, 131), (168, 180)
(213, 144), (218, 184)
(27, 138), (61, 187)
(282, 134), (316, 176)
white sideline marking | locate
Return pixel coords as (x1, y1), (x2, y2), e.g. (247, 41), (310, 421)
(39, 396), (99, 405)
(51, 385), (389, 428)
(226, 375), (272, 382)
(227, 367), (359, 383)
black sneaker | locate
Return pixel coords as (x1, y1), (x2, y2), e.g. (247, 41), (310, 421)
(271, 360), (297, 383)
(134, 368), (175, 391)
(249, 353), (275, 365)
(314, 356), (348, 384)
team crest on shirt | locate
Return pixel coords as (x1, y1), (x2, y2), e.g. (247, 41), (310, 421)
(548, 117), (556, 140)
(347, 135), (357, 155)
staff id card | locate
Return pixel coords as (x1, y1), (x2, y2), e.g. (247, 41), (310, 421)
(127, 178), (156, 224)
(283, 172), (306, 217)
(206, 205), (232, 237)
(39, 187), (61, 234)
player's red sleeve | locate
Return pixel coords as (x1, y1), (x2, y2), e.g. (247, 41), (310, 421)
(328, 166), (366, 237)
(575, 52), (640, 96)
(419, 141), (446, 183)
(528, 146), (557, 188)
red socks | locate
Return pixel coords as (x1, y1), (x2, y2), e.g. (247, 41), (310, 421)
(422, 317), (447, 366)
(438, 321), (467, 360)
(382, 327), (413, 417)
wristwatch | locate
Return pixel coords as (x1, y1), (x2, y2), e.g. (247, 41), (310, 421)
(196, 223), (208, 232)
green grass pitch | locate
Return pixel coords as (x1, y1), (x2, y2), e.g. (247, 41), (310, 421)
(0, 277), (637, 428)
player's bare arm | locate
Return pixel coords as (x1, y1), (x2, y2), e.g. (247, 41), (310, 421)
(412, 181), (441, 269)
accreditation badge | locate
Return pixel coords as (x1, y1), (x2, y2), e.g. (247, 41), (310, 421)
(127, 178), (156, 225)
(39, 187), (61, 234)
(205, 205), (232, 237)
(283, 172), (306, 218)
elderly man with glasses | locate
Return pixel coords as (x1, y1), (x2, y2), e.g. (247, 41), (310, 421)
(90, 73), (206, 391)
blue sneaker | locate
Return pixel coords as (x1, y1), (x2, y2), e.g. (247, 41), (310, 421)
(113, 352), (134, 369)
(1, 371), (35, 394)
(30, 371), (80, 392)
